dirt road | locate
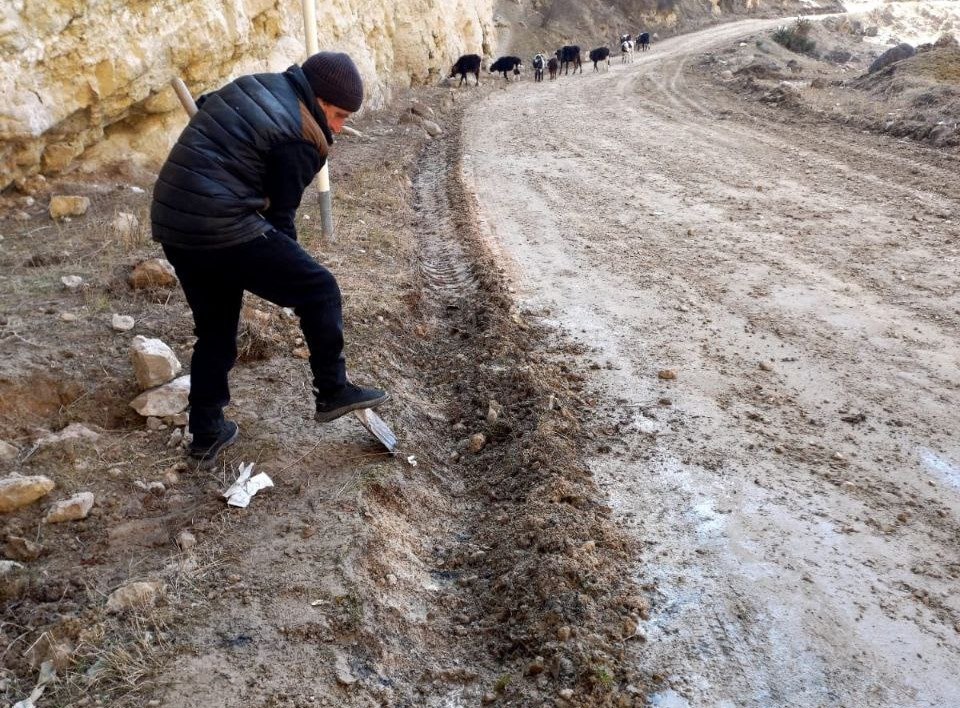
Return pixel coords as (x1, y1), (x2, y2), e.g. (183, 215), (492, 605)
(463, 19), (960, 706)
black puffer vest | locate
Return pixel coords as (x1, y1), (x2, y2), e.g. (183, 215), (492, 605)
(151, 66), (331, 249)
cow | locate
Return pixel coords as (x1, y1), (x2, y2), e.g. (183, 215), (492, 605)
(637, 32), (650, 51)
(556, 45), (582, 75)
(589, 47), (611, 71)
(490, 55), (523, 81)
(621, 39), (634, 63)
(547, 56), (559, 80)
(532, 53), (547, 82)
(449, 54), (482, 86)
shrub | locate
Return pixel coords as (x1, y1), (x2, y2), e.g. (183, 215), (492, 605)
(773, 18), (817, 55)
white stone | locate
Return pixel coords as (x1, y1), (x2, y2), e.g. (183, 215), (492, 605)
(61, 275), (84, 289)
(0, 560), (25, 575)
(49, 196), (90, 219)
(105, 581), (163, 613)
(111, 314), (135, 331)
(176, 530), (196, 551)
(111, 211), (139, 237)
(0, 474), (56, 512)
(44, 491), (95, 523)
(130, 375), (190, 417)
(130, 335), (182, 389)
(35, 423), (100, 451)
(0, 440), (19, 462)
(421, 119), (443, 137)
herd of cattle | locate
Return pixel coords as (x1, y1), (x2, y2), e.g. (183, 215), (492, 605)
(449, 32), (652, 86)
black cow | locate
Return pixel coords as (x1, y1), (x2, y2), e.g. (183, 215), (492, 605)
(547, 56), (559, 80)
(637, 32), (650, 51)
(589, 47), (610, 71)
(450, 54), (482, 86)
(490, 56), (522, 80)
(556, 45), (582, 75)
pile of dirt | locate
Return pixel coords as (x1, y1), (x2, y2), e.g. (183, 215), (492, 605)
(0, 80), (652, 706)
(697, 16), (960, 149)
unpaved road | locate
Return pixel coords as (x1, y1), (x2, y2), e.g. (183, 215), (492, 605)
(463, 19), (960, 707)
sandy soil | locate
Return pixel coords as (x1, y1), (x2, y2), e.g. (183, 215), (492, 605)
(463, 17), (960, 707)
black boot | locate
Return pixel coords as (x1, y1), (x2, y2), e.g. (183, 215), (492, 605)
(188, 420), (239, 470)
(315, 383), (389, 423)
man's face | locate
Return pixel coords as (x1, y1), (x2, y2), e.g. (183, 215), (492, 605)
(318, 100), (353, 134)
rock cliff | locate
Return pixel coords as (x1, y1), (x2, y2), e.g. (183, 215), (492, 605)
(0, 0), (497, 190)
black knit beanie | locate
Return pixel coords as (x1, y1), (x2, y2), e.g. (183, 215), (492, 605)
(301, 52), (364, 112)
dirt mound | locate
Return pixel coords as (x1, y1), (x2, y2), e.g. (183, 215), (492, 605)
(701, 19), (960, 149)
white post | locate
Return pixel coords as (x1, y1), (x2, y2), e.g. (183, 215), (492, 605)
(302, 0), (333, 240)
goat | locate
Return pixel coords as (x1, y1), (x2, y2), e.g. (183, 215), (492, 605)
(449, 54), (482, 86)
(490, 56), (523, 81)
(556, 46), (582, 75)
(547, 56), (559, 80)
(588, 47), (611, 72)
(637, 32), (650, 52)
(621, 39), (634, 63)
(532, 53), (547, 82)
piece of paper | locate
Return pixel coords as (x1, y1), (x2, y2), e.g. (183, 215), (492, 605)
(223, 462), (274, 508)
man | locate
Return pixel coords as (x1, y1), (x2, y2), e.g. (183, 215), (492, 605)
(151, 52), (388, 469)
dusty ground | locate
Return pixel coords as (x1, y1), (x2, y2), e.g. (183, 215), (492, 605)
(1, 82), (648, 706)
(463, 15), (960, 707)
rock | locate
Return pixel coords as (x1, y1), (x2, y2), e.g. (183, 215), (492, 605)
(0, 560), (25, 575)
(934, 33), (958, 49)
(719, 69), (734, 81)
(4, 535), (43, 561)
(657, 369), (677, 380)
(111, 314), (135, 331)
(559, 689), (574, 699)
(467, 433), (487, 453)
(60, 275), (84, 289)
(167, 428), (183, 447)
(130, 375), (191, 417)
(810, 77), (827, 89)
(130, 335), (182, 389)
(0, 440), (19, 462)
(111, 211), (139, 238)
(759, 361), (773, 372)
(35, 423), (100, 456)
(825, 49), (852, 64)
(105, 581), (163, 613)
(930, 124), (955, 148)
(482, 692), (497, 704)
(527, 656), (545, 675)
(163, 469), (180, 486)
(868, 43), (916, 74)
(60, 312), (78, 322)
(421, 119), (443, 137)
(486, 400), (502, 425)
(0, 474), (56, 511)
(410, 100), (435, 118)
(128, 258), (177, 289)
(44, 491), (95, 523)
(146, 416), (164, 431)
(557, 625), (572, 641)
(176, 530), (196, 551)
(49, 195), (90, 219)
(334, 653), (357, 685)
(170, 412), (188, 427)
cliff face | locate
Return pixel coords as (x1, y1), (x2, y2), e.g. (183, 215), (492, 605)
(0, 0), (497, 190)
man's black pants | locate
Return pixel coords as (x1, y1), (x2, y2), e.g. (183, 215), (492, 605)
(162, 230), (345, 444)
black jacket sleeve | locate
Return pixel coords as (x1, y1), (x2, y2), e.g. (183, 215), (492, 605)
(262, 141), (324, 240)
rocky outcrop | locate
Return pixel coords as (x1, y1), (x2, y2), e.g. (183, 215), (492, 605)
(869, 43), (916, 73)
(1, 0), (498, 190)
